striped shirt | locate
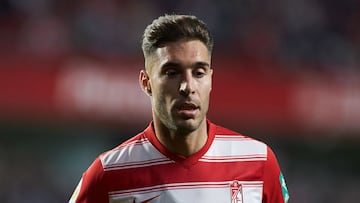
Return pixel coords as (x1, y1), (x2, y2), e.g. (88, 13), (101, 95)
(69, 121), (289, 203)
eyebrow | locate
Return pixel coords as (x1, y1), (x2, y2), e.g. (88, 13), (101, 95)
(193, 61), (210, 69)
(161, 61), (181, 69)
(161, 61), (210, 69)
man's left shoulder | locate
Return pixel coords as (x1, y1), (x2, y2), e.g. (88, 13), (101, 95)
(212, 123), (269, 150)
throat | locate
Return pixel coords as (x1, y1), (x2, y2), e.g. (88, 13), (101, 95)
(157, 127), (208, 157)
(153, 116), (209, 157)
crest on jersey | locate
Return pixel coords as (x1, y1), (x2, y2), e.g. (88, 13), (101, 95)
(230, 180), (243, 203)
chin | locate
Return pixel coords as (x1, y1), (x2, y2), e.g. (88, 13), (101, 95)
(174, 118), (202, 133)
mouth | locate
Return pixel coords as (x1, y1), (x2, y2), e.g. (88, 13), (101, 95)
(179, 102), (199, 110)
(176, 102), (200, 118)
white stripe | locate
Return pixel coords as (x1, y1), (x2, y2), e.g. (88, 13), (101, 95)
(201, 135), (267, 162)
(109, 181), (263, 203)
(100, 138), (172, 170)
(109, 181), (263, 195)
(214, 134), (247, 139)
(200, 157), (267, 162)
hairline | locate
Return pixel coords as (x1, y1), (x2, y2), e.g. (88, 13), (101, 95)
(144, 38), (212, 73)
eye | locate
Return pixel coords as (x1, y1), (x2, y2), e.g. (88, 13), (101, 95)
(165, 69), (178, 78)
(194, 69), (206, 78)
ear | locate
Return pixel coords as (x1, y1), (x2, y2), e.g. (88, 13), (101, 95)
(139, 69), (152, 96)
(209, 68), (213, 91)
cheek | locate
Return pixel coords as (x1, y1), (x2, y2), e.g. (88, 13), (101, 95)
(155, 80), (178, 96)
(199, 80), (212, 107)
(200, 79), (212, 94)
(151, 82), (173, 106)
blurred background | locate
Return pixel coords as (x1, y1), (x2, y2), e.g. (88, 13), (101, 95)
(0, 0), (360, 202)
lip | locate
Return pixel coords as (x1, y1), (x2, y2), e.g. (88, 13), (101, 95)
(175, 102), (200, 118)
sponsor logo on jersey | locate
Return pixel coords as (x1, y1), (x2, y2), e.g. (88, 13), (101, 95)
(230, 180), (243, 203)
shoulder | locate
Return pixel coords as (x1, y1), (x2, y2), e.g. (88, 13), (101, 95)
(98, 132), (148, 168)
(212, 122), (267, 147)
(207, 122), (269, 160)
(98, 129), (169, 171)
(81, 133), (147, 176)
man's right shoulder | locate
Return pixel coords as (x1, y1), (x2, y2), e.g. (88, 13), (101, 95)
(96, 131), (170, 172)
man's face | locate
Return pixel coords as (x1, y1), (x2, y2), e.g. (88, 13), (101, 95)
(146, 39), (213, 134)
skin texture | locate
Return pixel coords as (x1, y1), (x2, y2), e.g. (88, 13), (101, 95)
(139, 39), (213, 157)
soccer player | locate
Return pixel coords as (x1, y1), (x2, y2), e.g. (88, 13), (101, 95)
(69, 14), (289, 203)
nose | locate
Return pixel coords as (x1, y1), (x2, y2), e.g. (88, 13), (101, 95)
(179, 73), (195, 96)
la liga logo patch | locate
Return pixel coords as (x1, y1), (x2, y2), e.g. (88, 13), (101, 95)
(280, 172), (289, 203)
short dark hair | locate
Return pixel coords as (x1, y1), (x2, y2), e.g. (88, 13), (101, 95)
(142, 14), (213, 58)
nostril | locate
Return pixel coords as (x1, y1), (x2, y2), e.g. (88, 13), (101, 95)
(180, 81), (187, 92)
(179, 88), (189, 96)
(179, 81), (189, 95)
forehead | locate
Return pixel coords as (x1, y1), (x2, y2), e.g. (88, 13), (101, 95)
(147, 40), (210, 71)
(157, 39), (209, 59)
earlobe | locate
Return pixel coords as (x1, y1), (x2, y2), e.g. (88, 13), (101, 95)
(139, 70), (152, 96)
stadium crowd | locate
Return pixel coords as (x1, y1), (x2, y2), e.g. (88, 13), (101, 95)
(0, 0), (359, 72)
(0, 1), (359, 203)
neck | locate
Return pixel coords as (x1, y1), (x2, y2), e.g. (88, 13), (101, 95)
(153, 119), (208, 157)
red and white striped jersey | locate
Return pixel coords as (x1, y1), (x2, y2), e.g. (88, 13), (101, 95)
(69, 121), (289, 203)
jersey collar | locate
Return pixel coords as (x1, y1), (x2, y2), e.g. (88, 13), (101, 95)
(144, 119), (216, 168)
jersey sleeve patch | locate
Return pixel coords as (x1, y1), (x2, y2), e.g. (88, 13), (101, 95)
(279, 172), (289, 203)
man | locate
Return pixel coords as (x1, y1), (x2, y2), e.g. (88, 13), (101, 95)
(69, 14), (289, 203)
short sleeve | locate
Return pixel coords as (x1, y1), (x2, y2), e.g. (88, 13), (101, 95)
(262, 147), (289, 203)
(69, 158), (108, 203)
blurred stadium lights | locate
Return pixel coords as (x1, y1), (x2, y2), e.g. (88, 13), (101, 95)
(54, 58), (151, 125)
(0, 57), (359, 135)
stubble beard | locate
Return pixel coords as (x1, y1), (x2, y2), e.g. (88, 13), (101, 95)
(154, 103), (205, 137)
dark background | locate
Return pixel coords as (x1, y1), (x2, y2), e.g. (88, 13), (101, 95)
(1, 1), (360, 202)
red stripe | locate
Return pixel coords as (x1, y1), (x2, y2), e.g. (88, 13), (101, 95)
(103, 159), (265, 192)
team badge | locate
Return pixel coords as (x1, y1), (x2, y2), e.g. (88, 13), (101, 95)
(230, 180), (243, 203)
